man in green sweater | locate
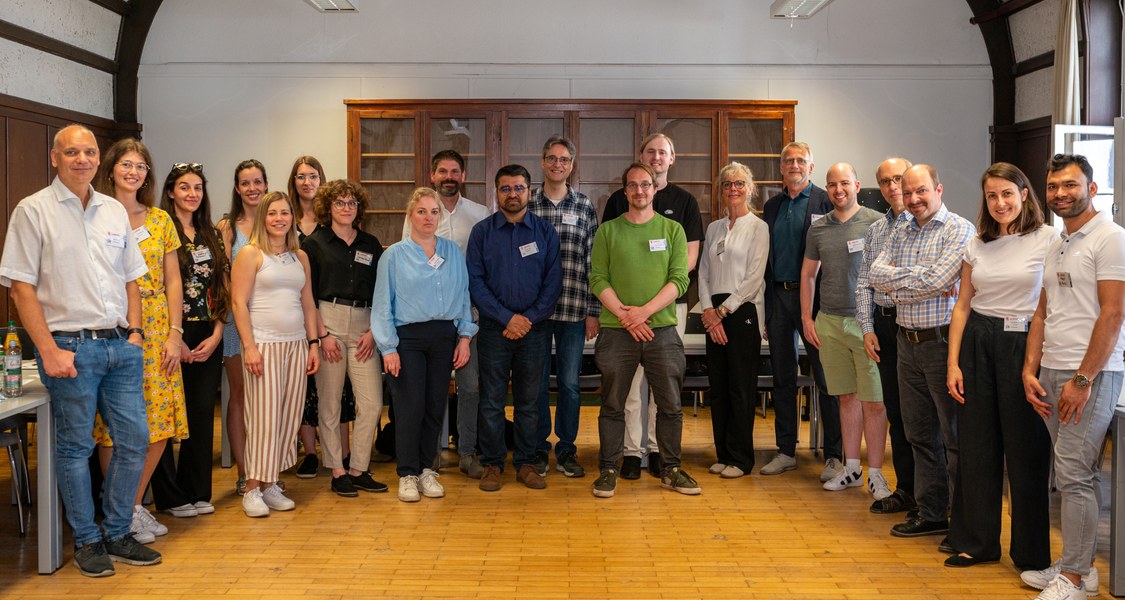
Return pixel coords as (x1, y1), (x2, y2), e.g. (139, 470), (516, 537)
(588, 162), (697, 498)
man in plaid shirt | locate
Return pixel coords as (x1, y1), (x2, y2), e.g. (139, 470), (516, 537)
(528, 136), (600, 479)
(868, 164), (974, 540)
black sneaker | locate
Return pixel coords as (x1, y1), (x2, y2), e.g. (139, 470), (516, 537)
(592, 469), (618, 498)
(74, 541), (114, 577)
(105, 534), (162, 566)
(647, 452), (662, 478)
(331, 475), (359, 497)
(556, 453), (586, 478)
(620, 456), (642, 480)
(533, 452), (549, 477)
(349, 471), (389, 493)
(890, 516), (949, 538)
(296, 453), (319, 479)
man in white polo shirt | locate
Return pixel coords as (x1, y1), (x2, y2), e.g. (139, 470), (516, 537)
(1020, 154), (1125, 599)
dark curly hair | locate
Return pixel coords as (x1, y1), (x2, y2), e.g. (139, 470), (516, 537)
(314, 179), (369, 229)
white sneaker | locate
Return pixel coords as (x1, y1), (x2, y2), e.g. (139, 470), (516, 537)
(262, 485), (295, 511)
(719, 465), (746, 479)
(399, 475), (420, 502)
(129, 511), (157, 544)
(1022, 563), (1098, 596)
(242, 488), (269, 518)
(165, 503), (199, 518)
(708, 463), (727, 474)
(820, 458), (844, 482)
(868, 471), (893, 501)
(1034, 574), (1087, 600)
(420, 468), (445, 498)
(192, 501), (215, 515)
(759, 453), (797, 476)
(134, 506), (168, 536)
(823, 467), (863, 491)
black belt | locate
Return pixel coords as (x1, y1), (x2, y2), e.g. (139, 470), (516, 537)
(322, 296), (371, 309)
(50, 327), (126, 340)
(877, 305), (897, 317)
(899, 324), (949, 344)
(777, 281), (800, 290)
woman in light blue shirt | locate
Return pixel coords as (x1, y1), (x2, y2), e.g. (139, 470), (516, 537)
(372, 187), (477, 503)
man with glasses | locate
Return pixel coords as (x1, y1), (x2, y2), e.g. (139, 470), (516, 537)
(0, 125), (160, 576)
(601, 133), (703, 479)
(467, 165), (561, 492)
(760, 142), (842, 481)
(590, 162), (696, 498)
(528, 136), (600, 479)
(402, 150), (489, 478)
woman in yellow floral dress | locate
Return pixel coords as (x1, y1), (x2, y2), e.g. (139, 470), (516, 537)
(92, 138), (188, 544)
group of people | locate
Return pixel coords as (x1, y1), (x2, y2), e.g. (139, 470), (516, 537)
(1, 125), (1120, 600)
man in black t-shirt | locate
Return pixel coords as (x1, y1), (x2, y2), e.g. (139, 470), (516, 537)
(601, 133), (703, 480)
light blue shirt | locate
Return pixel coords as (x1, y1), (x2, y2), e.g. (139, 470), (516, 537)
(371, 235), (477, 355)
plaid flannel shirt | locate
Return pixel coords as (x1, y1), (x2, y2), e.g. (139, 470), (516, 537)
(529, 186), (601, 322)
(855, 209), (910, 334)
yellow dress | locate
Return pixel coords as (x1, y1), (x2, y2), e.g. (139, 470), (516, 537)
(94, 208), (188, 445)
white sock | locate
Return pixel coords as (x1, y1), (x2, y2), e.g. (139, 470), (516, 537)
(845, 459), (861, 472)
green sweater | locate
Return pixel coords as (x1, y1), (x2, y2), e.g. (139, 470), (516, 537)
(589, 213), (689, 329)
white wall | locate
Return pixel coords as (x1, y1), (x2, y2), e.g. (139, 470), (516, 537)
(137, 0), (993, 217)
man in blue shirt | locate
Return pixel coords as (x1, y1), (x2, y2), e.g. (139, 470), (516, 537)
(467, 164), (563, 492)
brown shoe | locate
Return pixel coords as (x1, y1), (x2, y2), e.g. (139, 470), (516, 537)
(516, 464), (547, 489)
(479, 465), (503, 492)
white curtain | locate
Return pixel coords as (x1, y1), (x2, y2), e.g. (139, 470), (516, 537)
(1053, 0), (1082, 138)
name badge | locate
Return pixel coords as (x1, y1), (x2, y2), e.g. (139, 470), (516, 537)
(1057, 272), (1073, 288)
(277, 252), (296, 265)
(133, 226), (151, 243)
(716, 239), (726, 255)
(1004, 316), (1029, 332)
(191, 246), (213, 263)
(649, 239), (668, 252)
(106, 232), (126, 248)
(519, 242), (539, 258)
(561, 214), (578, 226)
(846, 238), (864, 253)
(428, 254), (445, 270)
(354, 251), (374, 266)
(811, 213), (826, 223)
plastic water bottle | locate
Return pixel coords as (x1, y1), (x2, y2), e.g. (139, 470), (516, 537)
(4, 321), (22, 398)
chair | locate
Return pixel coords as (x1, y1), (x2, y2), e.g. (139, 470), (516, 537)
(0, 417), (32, 537)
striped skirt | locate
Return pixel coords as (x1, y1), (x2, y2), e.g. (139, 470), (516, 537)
(242, 339), (308, 483)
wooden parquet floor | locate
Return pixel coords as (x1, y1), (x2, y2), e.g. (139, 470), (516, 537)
(0, 405), (1111, 599)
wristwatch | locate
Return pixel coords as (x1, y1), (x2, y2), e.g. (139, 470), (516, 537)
(1073, 372), (1093, 389)
(127, 327), (145, 339)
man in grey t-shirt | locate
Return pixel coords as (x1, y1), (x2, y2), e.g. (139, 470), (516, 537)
(799, 162), (890, 501)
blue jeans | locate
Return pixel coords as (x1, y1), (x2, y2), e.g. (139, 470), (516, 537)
(37, 335), (146, 547)
(536, 319), (586, 458)
(477, 318), (549, 471)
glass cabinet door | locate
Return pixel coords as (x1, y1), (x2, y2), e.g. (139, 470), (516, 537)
(359, 117), (415, 244)
(430, 116), (487, 207)
(508, 118), (565, 187)
(656, 117), (713, 226)
(728, 117), (784, 211)
(577, 117), (635, 220)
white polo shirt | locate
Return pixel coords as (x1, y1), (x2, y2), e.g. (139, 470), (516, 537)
(401, 195), (490, 255)
(0, 177), (147, 331)
(1042, 210), (1125, 371)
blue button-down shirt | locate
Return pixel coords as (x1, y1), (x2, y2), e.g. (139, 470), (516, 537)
(371, 235), (477, 355)
(771, 182), (811, 281)
(466, 210), (562, 326)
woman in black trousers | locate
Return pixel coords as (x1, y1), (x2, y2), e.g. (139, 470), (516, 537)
(698, 162), (770, 479)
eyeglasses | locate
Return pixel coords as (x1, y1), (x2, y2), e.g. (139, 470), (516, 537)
(721, 180), (747, 190)
(332, 200), (359, 209)
(877, 175), (903, 187)
(117, 161), (149, 173)
(498, 185), (527, 194)
(624, 181), (653, 192)
(171, 162), (204, 175)
(295, 174), (321, 183)
(544, 155), (573, 165)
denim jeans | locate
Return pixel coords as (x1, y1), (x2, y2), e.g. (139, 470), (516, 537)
(37, 335), (146, 547)
(1041, 367), (1122, 577)
(477, 318), (549, 471)
(535, 319), (586, 458)
(455, 335), (480, 458)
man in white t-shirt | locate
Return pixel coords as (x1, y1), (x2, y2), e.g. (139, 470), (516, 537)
(1020, 154), (1125, 599)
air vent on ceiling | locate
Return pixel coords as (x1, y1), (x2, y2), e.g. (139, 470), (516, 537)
(770, 0), (832, 19)
(305, 0), (357, 12)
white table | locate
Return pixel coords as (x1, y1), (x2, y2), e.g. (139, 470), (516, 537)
(0, 368), (62, 574)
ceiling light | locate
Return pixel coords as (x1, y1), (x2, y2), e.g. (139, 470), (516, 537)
(770, 0), (832, 19)
(304, 0), (357, 12)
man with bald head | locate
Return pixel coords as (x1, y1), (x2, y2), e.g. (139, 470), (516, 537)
(800, 163), (888, 500)
(0, 125), (160, 575)
(855, 158), (916, 515)
(869, 164), (974, 539)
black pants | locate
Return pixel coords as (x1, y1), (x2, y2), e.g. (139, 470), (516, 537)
(151, 320), (223, 509)
(873, 307), (914, 495)
(766, 285), (841, 459)
(949, 311), (1051, 568)
(706, 294), (761, 471)
(388, 321), (456, 477)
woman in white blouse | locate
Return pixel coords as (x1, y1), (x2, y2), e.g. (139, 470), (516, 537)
(944, 162), (1055, 569)
(699, 162), (769, 479)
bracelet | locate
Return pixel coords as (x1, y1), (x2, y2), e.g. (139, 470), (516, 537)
(170, 325), (184, 335)
(308, 338), (321, 347)
(127, 327), (145, 338)
(318, 333), (329, 340)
